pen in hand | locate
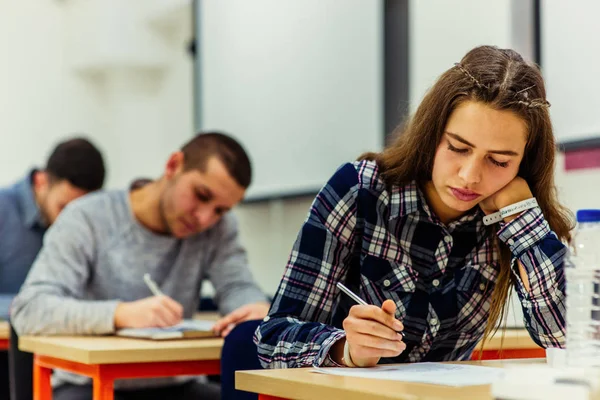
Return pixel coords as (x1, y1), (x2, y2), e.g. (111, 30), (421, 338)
(336, 282), (405, 337)
(143, 273), (164, 297)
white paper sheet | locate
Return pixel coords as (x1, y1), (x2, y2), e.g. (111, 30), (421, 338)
(313, 362), (505, 387)
(116, 319), (216, 339)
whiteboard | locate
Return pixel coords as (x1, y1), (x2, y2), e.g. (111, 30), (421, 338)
(196, 0), (384, 200)
(542, 0), (600, 143)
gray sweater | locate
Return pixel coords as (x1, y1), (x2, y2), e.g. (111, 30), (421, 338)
(11, 190), (266, 389)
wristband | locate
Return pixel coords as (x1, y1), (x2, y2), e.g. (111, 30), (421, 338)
(342, 340), (357, 367)
(483, 198), (538, 226)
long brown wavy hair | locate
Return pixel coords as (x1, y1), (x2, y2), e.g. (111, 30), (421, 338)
(361, 45), (574, 347)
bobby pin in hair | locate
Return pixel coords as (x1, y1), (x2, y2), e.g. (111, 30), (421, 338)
(515, 84), (537, 95)
(516, 99), (551, 109)
(454, 63), (489, 90)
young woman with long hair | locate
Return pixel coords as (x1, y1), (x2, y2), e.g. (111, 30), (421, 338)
(256, 45), (573, 368)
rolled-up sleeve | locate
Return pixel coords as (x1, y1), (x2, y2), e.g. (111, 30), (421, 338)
(498, 207), (567, 348)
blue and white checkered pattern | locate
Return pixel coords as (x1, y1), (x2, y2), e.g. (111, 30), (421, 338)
(255, 161), (566, 368)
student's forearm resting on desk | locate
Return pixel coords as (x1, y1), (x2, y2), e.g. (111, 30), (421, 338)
(497, 207), (567, 348)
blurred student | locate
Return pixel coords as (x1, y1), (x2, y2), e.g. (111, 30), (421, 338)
(256, 46), (572, 369)
(0, 137), (105, 399)
(0, 137), (105, 295)
(11, 132), (269, 400)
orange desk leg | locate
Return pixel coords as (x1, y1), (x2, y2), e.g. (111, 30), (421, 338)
(93, 372), (114, 400)
(471, 348), (546, 360)
(259, 396), (288, 400)
(33, 358), (52, 400)
(0, 339), (9, 350)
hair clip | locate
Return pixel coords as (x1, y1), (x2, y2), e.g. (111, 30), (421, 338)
(516, 84), (537, 94)
(454, 63), (489, 90)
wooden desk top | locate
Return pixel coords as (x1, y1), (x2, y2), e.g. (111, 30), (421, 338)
(18, 313), (224, 364)
(475, 328), (540, 351)
(0, 321), (9, 340)
(237, 359), (546, 400)
(19, 336), (224, 365)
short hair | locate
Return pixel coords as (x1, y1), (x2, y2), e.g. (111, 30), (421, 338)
(46, 137), (105, 191)
(129, 178), (153, 191)
(181, 132), (252, 188)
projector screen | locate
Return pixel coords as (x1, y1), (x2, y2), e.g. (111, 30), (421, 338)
(195, 0), (384, 200)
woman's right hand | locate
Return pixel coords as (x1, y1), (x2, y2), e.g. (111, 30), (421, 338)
(339, 299), (406, 367)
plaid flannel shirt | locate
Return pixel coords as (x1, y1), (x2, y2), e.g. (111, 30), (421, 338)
(255, 161), (566, 368)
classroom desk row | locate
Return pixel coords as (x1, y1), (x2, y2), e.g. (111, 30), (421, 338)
(0, 319), (545, 400)
(23, 335), (224, 400)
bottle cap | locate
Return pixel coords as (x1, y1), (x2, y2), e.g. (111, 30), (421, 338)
(577, 209), (600, 223)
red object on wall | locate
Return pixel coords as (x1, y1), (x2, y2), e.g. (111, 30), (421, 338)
(565, 147), (600, 171)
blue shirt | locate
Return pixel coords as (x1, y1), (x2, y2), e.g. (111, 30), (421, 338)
(255, 161), (566, 368)
(0, 170), (47, 293)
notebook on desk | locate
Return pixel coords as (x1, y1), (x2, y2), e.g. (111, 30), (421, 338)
(116, 319), (217, 340)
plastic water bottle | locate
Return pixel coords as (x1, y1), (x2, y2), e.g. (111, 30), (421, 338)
(566, 209), (600, 367)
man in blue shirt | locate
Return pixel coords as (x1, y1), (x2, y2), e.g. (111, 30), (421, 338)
(0, 137), (105, 399)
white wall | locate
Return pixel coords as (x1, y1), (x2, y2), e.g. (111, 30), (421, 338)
(236, 197), (314, 295)
(0, 1), (102, 185)
(0, 0), (194, 189)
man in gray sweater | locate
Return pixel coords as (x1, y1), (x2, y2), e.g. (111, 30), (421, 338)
(11, 132), (270, 400)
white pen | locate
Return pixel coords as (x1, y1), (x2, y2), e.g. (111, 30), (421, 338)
(336, 282), (368, 306)
(143, 273), (164, 296)
(336, 282), (405, 337)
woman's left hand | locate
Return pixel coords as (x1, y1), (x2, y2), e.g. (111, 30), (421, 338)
(479, 176), (534, 219)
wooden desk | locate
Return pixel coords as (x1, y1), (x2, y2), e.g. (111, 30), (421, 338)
(472, 328), (544, 360)
(0, 321), (9, 350)
(19, 314), (224, 400)
(237, 358), (545, 400)
(20, 336), (224, 400)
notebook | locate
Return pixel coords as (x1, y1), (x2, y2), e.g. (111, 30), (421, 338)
(116, 319), (217, 340)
